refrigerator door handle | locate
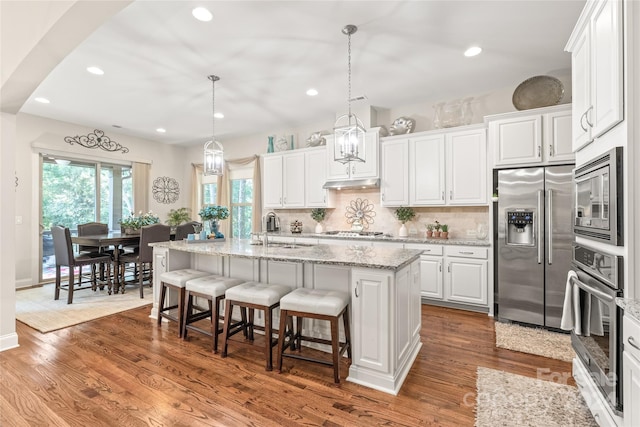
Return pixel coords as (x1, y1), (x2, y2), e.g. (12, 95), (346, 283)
(537, 190), (543, 264)
(547, 189), (553, 265)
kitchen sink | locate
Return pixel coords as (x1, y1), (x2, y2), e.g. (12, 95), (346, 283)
(266, 242), (315, 249)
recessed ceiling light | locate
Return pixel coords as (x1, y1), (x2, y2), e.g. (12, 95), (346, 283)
(112, 124), (122, 128)
(35, 97), (50, 104)
(306, 88), (319, 96)
(87, 66), (104, 75)
(192, 7), (212, 22)
(156, 128), (166, 133)
(214, 112), (224, 119)
(464, 46), (482, 57)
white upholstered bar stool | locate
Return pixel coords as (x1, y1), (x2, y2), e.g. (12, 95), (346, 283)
(181, 275), (245, 353)
(157, 269), (209, 337)
(277, 288), (352, 383)
(221, 281), (292, 371)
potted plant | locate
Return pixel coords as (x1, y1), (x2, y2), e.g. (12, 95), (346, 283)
(120, 211), (160, 234)
(440, 224), (449, 239)
(310, 208), (326, 234)
(433, 220), (441, 238)
(198, 205), (229, 239)
(394, 206), (415, 237)
(166, 207), (191, 233)
(425, 223), (434, 238)
(492, 188), (499, 202)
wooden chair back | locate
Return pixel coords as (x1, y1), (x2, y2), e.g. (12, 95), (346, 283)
(174, 221), (201, 240)
(51, 225), (74, 267)
(77, 222), (108, 253)
(139, 224), (171, 263)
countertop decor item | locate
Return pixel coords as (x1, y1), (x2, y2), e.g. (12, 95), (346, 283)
(290, 220), (303, 233)
(203, 75), (224, 176)
(310, 208), (326, 234)
(394, 206), (415, 237)
(512, 75), (564, 110)
(345, 198), (376, 230)
(388, 116), (416, 135)
(198, 205), (229, 239)
(120, 211), (160, 234)
(305, 131), (327, 147)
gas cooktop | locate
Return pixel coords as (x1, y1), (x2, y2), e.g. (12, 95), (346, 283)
(323, 230), (385, 238)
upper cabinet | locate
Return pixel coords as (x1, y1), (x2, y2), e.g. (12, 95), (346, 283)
(262, 151), (305, 209)
(304, 147), (334, 208)
(325, 130), (379, 181)
(381, 124), (486, 207)
(566, 0), (623, 151)
(487, 104), (573, 167)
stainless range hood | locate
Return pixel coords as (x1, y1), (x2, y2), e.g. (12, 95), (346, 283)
(322, 178), (379, 190)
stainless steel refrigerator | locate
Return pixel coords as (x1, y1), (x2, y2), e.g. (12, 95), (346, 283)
(496, 165), (573, 328)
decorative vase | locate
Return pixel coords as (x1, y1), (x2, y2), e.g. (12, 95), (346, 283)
(315, 222), (323, 234)
(205, 219), (223, 239)
(124, 227), (140, 235)
(399, 223), (408, 237)
(267, 135), (274, 153)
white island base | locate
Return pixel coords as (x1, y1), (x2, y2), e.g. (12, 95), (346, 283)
(151, 240), (422, 395)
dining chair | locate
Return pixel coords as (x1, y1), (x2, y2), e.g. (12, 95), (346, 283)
(118, 223), (171, 298)
(51, 225), (113, 304)
(77, 222), (111, 286)
(174, 221), (201, 241)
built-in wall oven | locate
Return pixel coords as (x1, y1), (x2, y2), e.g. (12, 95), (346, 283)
(569, 244), (623, 415)
(574, 146), (623, 246)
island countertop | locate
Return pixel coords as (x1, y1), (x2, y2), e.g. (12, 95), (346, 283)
(151, 239), (422, 271)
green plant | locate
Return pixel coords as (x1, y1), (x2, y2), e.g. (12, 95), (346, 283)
(199, 205), (229, 221)
(433, 220), (441, 231)
(440, 224), (449, 232)
(166, 207), (191, 227)
(394, 206), (415, 224)
(120, 211), (160, 229)
(310, 208), (326, 223)
(425, 223), (434, 231)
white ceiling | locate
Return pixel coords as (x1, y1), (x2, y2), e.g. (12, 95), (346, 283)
(19, 0), (585, 146)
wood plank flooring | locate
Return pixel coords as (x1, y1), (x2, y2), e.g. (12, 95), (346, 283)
(1, 304), (574, 426)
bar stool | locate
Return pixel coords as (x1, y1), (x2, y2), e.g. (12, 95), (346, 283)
(157, 269), (209, 337)
(277, 288), (351, 383)
(221, 281), (292, 371)
(181, 275), (245, 353)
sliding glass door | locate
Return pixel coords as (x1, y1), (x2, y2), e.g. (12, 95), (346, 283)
(40, 156), (133, 281)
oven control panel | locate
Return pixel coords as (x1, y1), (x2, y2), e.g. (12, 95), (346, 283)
(572, 244), (623, 290)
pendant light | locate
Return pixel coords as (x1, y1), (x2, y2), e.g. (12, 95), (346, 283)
(204, 75), (224, 176)
(333, 24), (366, 164)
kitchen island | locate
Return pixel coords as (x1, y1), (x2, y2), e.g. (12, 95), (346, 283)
(151, 239), (422, 395)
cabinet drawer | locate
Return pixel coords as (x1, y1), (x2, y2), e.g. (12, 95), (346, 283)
(405, 243), (443, 256)
(444, 246), (487, 259)
(624, 315), (640, 362)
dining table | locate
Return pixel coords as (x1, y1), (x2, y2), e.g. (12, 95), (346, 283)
(71, 232), (140, 293)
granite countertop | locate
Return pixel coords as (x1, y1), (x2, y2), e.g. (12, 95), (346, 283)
(268, 231), (491, 247)
(152, 239), (422, 271)
(616, 298), (640, 324)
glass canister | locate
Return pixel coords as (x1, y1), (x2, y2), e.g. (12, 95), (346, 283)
(476, 223), (488, 240)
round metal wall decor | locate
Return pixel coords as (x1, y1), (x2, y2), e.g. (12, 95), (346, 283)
(152, 176), (180, 204)
(345, 198), (376, 230)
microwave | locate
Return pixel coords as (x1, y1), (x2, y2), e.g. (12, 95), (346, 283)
(574, 147), (623, 246)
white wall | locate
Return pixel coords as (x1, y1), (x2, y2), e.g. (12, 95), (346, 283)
(14, 113), (189, 288)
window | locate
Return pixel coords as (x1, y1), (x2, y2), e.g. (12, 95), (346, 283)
(230, 178), (253, 239)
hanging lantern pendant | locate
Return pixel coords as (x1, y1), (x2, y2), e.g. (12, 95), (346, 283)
(204, 75), (224, 176)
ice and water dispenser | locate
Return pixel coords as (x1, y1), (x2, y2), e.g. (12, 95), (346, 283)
(505, 210), (535, 246)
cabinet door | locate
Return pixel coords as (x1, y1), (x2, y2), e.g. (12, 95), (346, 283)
(544, 109), (574, 163)
(351, 130), (379, 179)
(624, 352), (640, 427)
(325, 134), (351, 181)
(445, 258), (487, 306)
(380, 139), (409, 206)
(419, 256), (443, 299)
(447, 129), (487, 205)
(282, 152), (305, 208)
(409, 134), (445, 205)
(262, 155), (283, 208)
(490, 115), (541, 166)
(590, 0), (623, 140)
(305, 149), (329, 207)
(571, 26), (592, 151)
(351, 269), (390, 373)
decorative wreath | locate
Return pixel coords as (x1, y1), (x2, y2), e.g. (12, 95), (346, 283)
(345, 198), (376, 229)
(152, 176), (180, 204)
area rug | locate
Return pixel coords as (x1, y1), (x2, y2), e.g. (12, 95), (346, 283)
(16, 283), (152, 333)
(475, 367), (597, 427)
(495, 321), (575, 362)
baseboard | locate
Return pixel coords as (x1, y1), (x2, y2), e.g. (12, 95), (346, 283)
(0, 332), (19, 352)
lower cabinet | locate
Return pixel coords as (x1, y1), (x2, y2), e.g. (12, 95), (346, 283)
(623, 315), (640, 427)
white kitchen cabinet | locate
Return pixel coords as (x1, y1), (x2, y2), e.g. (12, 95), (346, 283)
(326, 130), (379, 181)
(304, 147), (333, 207)
(487, 105), (573, 167)
(623, 315), (640, 427)
(262, 151), (305, 208)
(566, 0), (623, 151)
(409, 133), (446, 205)
(446, 127), (487, 205)
(444, 246), (488, 306)
(419, 253), (443, 300)
(380, 138), (409, 206)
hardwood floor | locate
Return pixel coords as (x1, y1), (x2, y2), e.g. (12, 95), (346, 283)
(0, 304), (573, 426)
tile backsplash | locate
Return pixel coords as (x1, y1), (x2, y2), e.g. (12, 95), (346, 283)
(264, 189), (490, 240)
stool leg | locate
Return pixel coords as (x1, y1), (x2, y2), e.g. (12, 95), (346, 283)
(221, 299), (233, 358)
(343, 306), (352, 359)
(157, 283), (166, 327)
(211, 297), (218, 353)
(177, 287), (186, 338)
(296, 316), (303, 351)
(331, 316), (340, 383)
(182, 292), (193, 339)
(248, 309), (255, 341)
(277, 309), (288, 373)
(265, 307), (273, 371)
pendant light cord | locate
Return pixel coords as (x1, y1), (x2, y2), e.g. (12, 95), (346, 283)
(208, 75), (219, 142)
(347, 31), (352, 119)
